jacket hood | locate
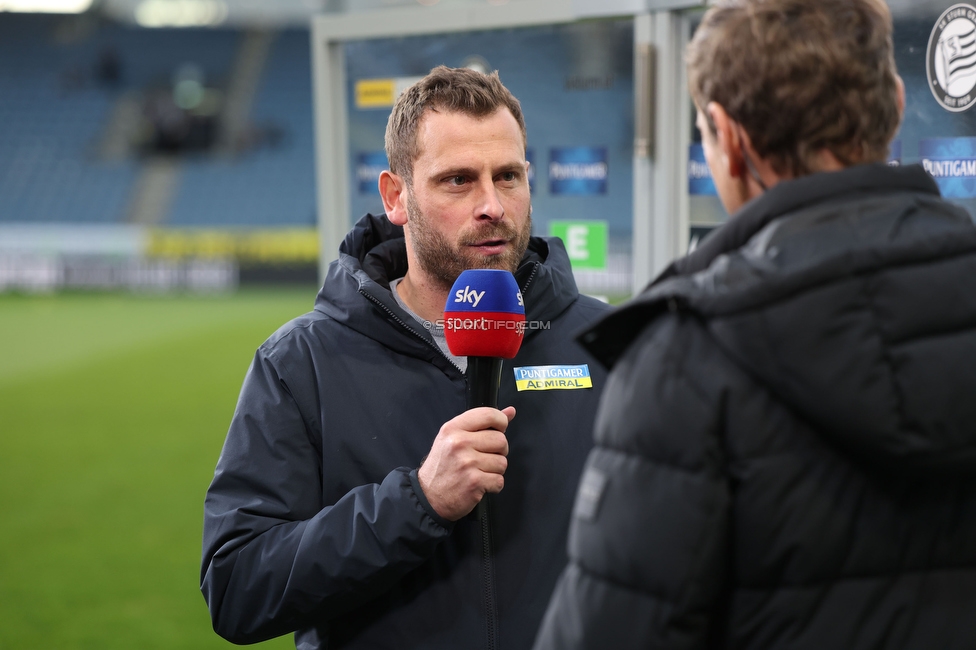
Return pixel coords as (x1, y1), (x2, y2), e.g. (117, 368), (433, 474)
(581, 164), (976, 477)
(313, 213), (582, 357)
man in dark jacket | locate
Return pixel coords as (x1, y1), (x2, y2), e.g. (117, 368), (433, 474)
(201, 67), (609, 649)
(535, 0), (976, 648)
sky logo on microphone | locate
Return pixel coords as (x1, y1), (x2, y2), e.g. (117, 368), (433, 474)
(453, 286), (486, 308)
(443, 269), (525, 358)
(444, 270), (525, 315)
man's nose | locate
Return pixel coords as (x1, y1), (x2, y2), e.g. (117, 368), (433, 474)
(474, 179), (505, 221)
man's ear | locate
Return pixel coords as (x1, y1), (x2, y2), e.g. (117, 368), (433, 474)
(379, 170), (408, 226)
(706, 101), (745, 179)
(895, 74), (906, 120)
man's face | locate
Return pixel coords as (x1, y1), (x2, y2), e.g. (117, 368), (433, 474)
(403, 107), (532, 291)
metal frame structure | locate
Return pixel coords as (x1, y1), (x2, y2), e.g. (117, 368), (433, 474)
(311, 0), (704, 293)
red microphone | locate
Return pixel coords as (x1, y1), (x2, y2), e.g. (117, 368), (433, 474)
(444, 269), (525, 409)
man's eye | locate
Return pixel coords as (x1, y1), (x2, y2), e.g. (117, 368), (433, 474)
(449, 176), (467, 186)
(499, 172), (517, 182)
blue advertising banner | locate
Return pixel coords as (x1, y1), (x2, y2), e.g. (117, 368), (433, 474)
(688, 141), (904, 190)
(688, 143), (716, 196)
(888, 139), (902, 166)
(344, 21), (635, 239)
(356, 151), (388, 195)
(919, 137), (976, 198)
(549, 147), (608, 195)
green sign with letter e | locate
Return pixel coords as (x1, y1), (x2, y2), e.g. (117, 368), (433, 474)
(549, 220), (608, 271)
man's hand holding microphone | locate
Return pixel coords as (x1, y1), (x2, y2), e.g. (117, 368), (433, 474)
(417, 269), (525, 521)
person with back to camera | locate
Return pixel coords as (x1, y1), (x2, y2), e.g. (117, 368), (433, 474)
(200, 66), (610, 649)
(534, 0), (976, 647)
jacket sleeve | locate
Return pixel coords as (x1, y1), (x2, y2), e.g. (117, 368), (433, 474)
(534, 313), (731, 650)
(200, 344), (454, 644)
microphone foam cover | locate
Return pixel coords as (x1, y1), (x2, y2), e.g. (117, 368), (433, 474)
(443, 269), (525, 359)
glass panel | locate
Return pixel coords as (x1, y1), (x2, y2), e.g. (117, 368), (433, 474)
(344, 19), (635, 297)
(323, 0), (540, 14)
(893, 1), (976, 219)
(684, 0), (976, 249)
(684, 9), (725, 248)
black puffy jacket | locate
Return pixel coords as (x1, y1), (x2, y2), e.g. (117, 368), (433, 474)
(201, 213), (609, 649)
(535, 164), (976, 649)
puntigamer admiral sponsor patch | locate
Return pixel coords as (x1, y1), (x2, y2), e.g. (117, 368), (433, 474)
(514, 364), (592, 391)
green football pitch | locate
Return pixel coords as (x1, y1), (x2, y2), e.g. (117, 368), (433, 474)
(0, 288), (319, 649)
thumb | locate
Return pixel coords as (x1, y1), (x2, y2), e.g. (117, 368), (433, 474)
(500, 406), (516, 423)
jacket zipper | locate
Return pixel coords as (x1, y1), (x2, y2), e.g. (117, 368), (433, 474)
(359, 289), (463, 371)
(519, 262), (539, 296)
(364, 287), (496, 647)
(480, 496), (498, 650)
(360, 261), (540, 368)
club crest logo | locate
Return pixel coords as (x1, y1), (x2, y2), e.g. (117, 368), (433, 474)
(928, 4), (976, 112)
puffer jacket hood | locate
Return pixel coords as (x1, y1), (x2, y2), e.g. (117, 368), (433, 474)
(581, 163), (976, 477)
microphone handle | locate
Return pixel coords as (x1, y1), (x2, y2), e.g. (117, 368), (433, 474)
(466, 356), (504, 409)
(465, 356), (504, 523)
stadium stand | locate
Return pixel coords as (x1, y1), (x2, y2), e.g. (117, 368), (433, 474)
(0, 14), (136, 223)
(165, 29), (316, 226)
(0, 13), (313, 228)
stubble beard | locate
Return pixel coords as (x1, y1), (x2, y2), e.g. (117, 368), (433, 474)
(406, 193), (532, 291)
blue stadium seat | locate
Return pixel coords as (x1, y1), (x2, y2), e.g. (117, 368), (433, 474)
(0, 14), (244, 225)
(166, 29), (316, 227)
